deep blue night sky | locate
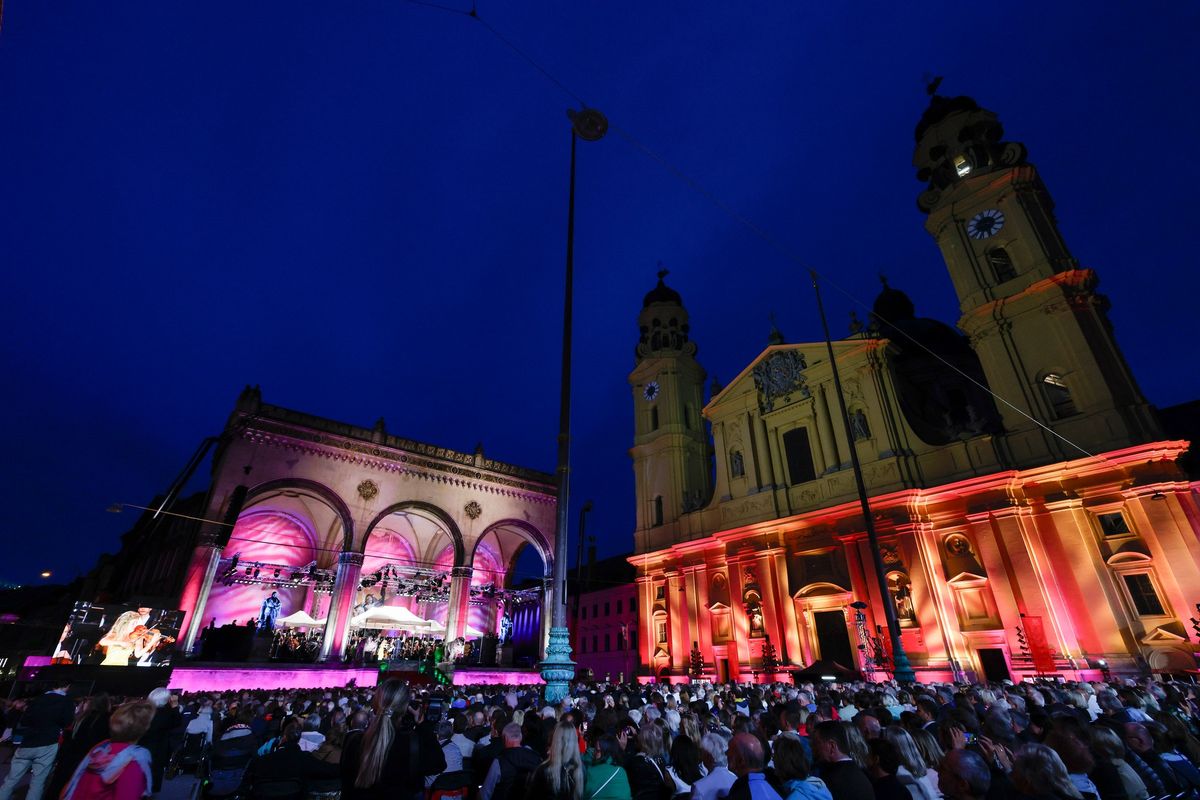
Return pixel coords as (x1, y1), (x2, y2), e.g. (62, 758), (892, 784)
(2, 2), (1198, 585)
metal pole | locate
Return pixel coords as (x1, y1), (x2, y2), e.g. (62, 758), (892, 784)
(810, 270), (916, 683)
(542, 108), (607, 704)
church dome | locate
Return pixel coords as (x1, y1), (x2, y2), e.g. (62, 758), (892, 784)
(872, 279), (916, 325)
(643, 272), (683, 307)
(914, 95), (980, 142)
(635, 270), (694, 363)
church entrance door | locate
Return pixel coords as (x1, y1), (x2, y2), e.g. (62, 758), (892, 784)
(813, 610), (854, 668)
(977, 648), (1010, 682)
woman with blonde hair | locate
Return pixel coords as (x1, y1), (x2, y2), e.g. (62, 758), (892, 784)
(530, 720), (586, 800)
(881, 726), (939, 800)
(1009, 743), (1084, 800)
(61, 700), (155, 800)
(340, 680), (445, 800)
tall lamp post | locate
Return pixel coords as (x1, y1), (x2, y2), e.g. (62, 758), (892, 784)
(811, 271), (916, 684)
(541, 108), (607, 704)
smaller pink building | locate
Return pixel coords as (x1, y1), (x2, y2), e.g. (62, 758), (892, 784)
(571, 555), (638, 682)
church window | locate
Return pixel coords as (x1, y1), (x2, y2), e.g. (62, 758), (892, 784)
(782, 427), (817, 485)
(650, 407), (659, 431)
(1042, 373), (1077, 418)
(605, 633), (611, 652)
(1123, 573), (1166, 616)
(655, 586), (665, 600)
(653, 495), (664, 526)
(1097, 512), (1131, 537)
(730, 449), (745, 478)
(987, 248), (1017, 283)
(657, 621), (668, 643)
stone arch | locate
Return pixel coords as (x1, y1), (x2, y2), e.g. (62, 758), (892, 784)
(246, 478), (355, 552)
(471, 518), (553, 578)
(795, 581), (850, 599)
(364, 501), (465, 567)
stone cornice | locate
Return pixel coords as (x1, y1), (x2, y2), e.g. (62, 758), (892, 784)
(239, 418), (556, 505)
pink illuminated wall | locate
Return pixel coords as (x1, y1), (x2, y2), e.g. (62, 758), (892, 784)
(204, 512), (316, 627)
(168, 665), (381, 692)
(360, 528), (419, 614)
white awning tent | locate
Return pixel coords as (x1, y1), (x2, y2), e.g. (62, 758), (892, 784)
(277, 610), (326, 628)
(350, 605), (430, 630)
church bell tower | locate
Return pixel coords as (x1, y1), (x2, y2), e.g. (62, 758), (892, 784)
(629, 271), (711, 554)
(913, 95), (1159, 464)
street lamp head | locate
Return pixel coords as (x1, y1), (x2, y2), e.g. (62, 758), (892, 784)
(567, 108), (608, 141)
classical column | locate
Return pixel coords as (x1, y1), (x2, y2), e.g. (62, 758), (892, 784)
(666, 569), (687, 673)
(811, 388), (840, 474)
(773, 549), (802, 665)
(816, 386), (840, 474)
(636, 576), (653, 674)
(178, 530), (223, 655)
(444, 566), (473, 641)
(320, 552), (364, 662)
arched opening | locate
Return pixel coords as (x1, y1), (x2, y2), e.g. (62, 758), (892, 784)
(470, 521), (553, 668)
(1042, 373), (1077, 419)
(200, 510), (320, 661)
(987, 247), (1016, 283)
(346, 506), (462, 663)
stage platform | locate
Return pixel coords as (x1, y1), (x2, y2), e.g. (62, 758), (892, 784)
(19, 656), (545, 694)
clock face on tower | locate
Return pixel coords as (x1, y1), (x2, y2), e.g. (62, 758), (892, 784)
(643, 381), (660, 402)
(967, 209), (1005, 240)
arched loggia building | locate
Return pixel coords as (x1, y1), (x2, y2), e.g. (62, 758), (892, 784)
(176, 387), (557, 663)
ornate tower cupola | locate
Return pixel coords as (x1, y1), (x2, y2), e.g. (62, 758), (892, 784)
(629, 270), (711, 554)
(914, 94), (1159, 464)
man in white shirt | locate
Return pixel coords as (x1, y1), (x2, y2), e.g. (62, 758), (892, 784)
(692, 732), (737, 800)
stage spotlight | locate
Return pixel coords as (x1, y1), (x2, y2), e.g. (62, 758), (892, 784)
(274, 568), (281, 578)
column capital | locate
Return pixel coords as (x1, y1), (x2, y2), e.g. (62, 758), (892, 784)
(338, 551), (365, 567)
(451, 566), (474, 578)
(197, 529), (223, 548)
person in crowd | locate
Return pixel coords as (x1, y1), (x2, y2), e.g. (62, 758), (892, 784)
(585, 733), (633, 800)
(667, 731), (706, 796)
(1086, 726), (1147, 800)
(47, 693), (113, 800)
(627, 723), (674, 800)
(692, 731), (737, 800)
(61, 700), (156, 800)
(881, 725), (939, 800)
(810, 721), (873, 800)
(474, 711), (512, 790)
(725, 732), (782, 800)
(1009, 742), (1088, 800)
(770, 732), (831, 800)
(938, 749), (990, 800)
(482, 722), (542, 800)
(865, 738), (911, 800)
(529, 720), (586, 800)
(141, 688), (183, 794)
(239, 720), (341, 794)
(427, 719), (465, 787)
(340, 679), (445, 800)
(0, 681), (76, 800)
(314, 719), (348, 765)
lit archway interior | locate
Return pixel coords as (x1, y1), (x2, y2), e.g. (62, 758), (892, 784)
(357, 510), (455, 632)
(205, 511), (317, 626)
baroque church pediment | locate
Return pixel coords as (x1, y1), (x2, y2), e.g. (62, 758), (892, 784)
(1141, 626), (1189, 645)
(946, 571), (988, 587)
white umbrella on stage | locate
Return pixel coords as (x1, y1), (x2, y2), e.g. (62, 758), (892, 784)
(425, 620), (447, 634)
(277, 610), (325, 628)
(463, 624), (486, 638)
(351, 605), (431, 630)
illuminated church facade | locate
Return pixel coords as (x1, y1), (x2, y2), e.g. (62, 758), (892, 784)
(628, 95), (1200, 683)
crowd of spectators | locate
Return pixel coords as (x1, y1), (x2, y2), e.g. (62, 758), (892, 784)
(2, 675), (1200, 800)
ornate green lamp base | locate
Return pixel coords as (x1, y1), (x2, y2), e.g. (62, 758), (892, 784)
(540, 626), (575, 704)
